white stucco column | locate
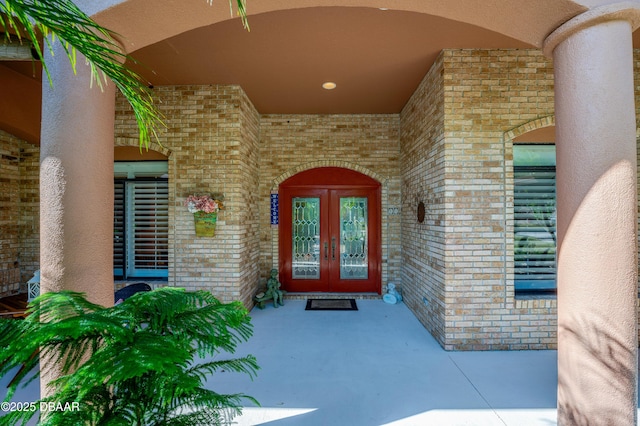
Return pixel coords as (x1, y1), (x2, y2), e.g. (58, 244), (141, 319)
(40, 43), (115, 307)
(544, 3), (640, 425)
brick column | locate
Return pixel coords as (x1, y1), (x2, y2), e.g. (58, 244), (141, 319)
(40, 44), (115, 307)
(544, 4), (640, 425)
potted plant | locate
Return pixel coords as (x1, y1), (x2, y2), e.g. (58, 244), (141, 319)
(185, 194), (225, 237)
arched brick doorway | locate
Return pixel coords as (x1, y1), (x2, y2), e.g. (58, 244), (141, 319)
(279, 167), (381, 293)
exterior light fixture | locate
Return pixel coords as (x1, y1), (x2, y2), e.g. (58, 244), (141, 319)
(322, 82), (337, 90)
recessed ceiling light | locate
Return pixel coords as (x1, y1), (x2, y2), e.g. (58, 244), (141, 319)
(322, 81), (337, 90)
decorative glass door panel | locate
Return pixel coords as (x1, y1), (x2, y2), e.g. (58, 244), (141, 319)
(292, 197), (321, 279)
(339, 197), (368, 280)
(280, 182), (380, 293)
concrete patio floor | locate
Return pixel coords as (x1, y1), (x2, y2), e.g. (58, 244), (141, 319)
(211, 299), (560, 426)
(5, 298), (639, 425)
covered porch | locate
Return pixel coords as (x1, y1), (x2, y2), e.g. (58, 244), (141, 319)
(2, 1), (640, 424)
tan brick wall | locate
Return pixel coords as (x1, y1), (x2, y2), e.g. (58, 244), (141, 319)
(115, 85), (260, 306)
(443, 49), (556, 350)
(237, 89), (261, 304)
(634, 49), (640, 344)
(0, 131), (38, 298)
(18, 141), (39, 285)
(114, 92), (401, 303)
(7, 49), (640, 352)
(401, 49), (557, 350)
(400, 52), (447, 345)
(259, 115), (402, 291)
(0, 130), (22, 296)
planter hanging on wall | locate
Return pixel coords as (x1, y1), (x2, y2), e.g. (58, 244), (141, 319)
(193, 212), (217, 237)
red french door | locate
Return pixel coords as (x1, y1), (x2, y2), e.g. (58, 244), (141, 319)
(279, 168), (381, 293)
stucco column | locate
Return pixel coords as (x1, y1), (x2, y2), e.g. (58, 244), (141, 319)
(544, 4), (640, 425)
(40, 43), (115, 307)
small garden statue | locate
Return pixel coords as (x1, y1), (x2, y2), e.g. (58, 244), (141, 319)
(254, 269), (286, 309)
(266, 269), (285, 307)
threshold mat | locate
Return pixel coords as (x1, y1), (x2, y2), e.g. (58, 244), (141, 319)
(305, 299), (358, 311)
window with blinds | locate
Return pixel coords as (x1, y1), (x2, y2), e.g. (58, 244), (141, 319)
(513, 145), (556, 293)
(114, 162), (168, 279)
(114, 181), (126, 277)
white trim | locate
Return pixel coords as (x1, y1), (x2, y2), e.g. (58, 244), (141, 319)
(114, 161), (168, 179)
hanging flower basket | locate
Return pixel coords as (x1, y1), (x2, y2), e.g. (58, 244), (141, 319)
(184, 194), (224, 238)
(193, 211), (217, 237)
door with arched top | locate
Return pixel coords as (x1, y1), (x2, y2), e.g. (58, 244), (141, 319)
(279, 167), (381, 293)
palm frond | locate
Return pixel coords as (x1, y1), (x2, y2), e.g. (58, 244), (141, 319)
(213, 0), (250, 30)
(2, 288), (259, 425)
(0, 0), (161, 149)
(189, 355), (259, 381)
(116, 288), (254, 353)
(164, 403), (242, 426)
(25, 290), (104, 321)
(0, 0), (249, 150)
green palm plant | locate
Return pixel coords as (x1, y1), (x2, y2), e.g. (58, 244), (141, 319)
(0, 0), (249, 149)
(0, 288), (259, 426)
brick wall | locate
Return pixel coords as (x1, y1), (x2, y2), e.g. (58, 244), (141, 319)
(19, 142), (39, 284)
(6, 49), (640, 351)
(444, 50), (555, 350)
(0, 130), (21, 296)
(634, 50), (640, 344)
(114, 91), (402, 303)
(400, 52), (447, 344)
(115, 85), (260, 306)
(0, 131), (38, 298)
(258, 115), (402, 291)
(237, 89), (261, 304)
(400, 49), (557, 350)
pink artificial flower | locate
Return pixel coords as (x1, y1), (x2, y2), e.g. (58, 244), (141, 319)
(184, 195), (224, 213)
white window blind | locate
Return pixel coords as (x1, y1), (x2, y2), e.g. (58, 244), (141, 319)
(128, 181), (169, 277)
(113, 181), (126, 277)
(514, 164), (556, 292)
(113, 161), (168, 279)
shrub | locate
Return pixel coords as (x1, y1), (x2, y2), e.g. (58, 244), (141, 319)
(0, 288), (259, 425)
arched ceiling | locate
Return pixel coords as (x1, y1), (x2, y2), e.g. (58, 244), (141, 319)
(4, 0), (640, 143)
(90, 0), (586, 51)
(90, 0), (585, 114)
(126, 7), (536, 114)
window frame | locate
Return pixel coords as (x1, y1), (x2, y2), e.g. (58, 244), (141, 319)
(114, 161), (169, 280)
(513, 144), (556, 295)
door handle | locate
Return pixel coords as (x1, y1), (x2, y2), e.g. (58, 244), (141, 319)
(331, 237), (336, 260)
(324, 242), (328, 260)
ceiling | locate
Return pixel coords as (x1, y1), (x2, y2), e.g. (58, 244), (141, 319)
(125, 7), (533, 114)
(3, 3), (640, 143)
